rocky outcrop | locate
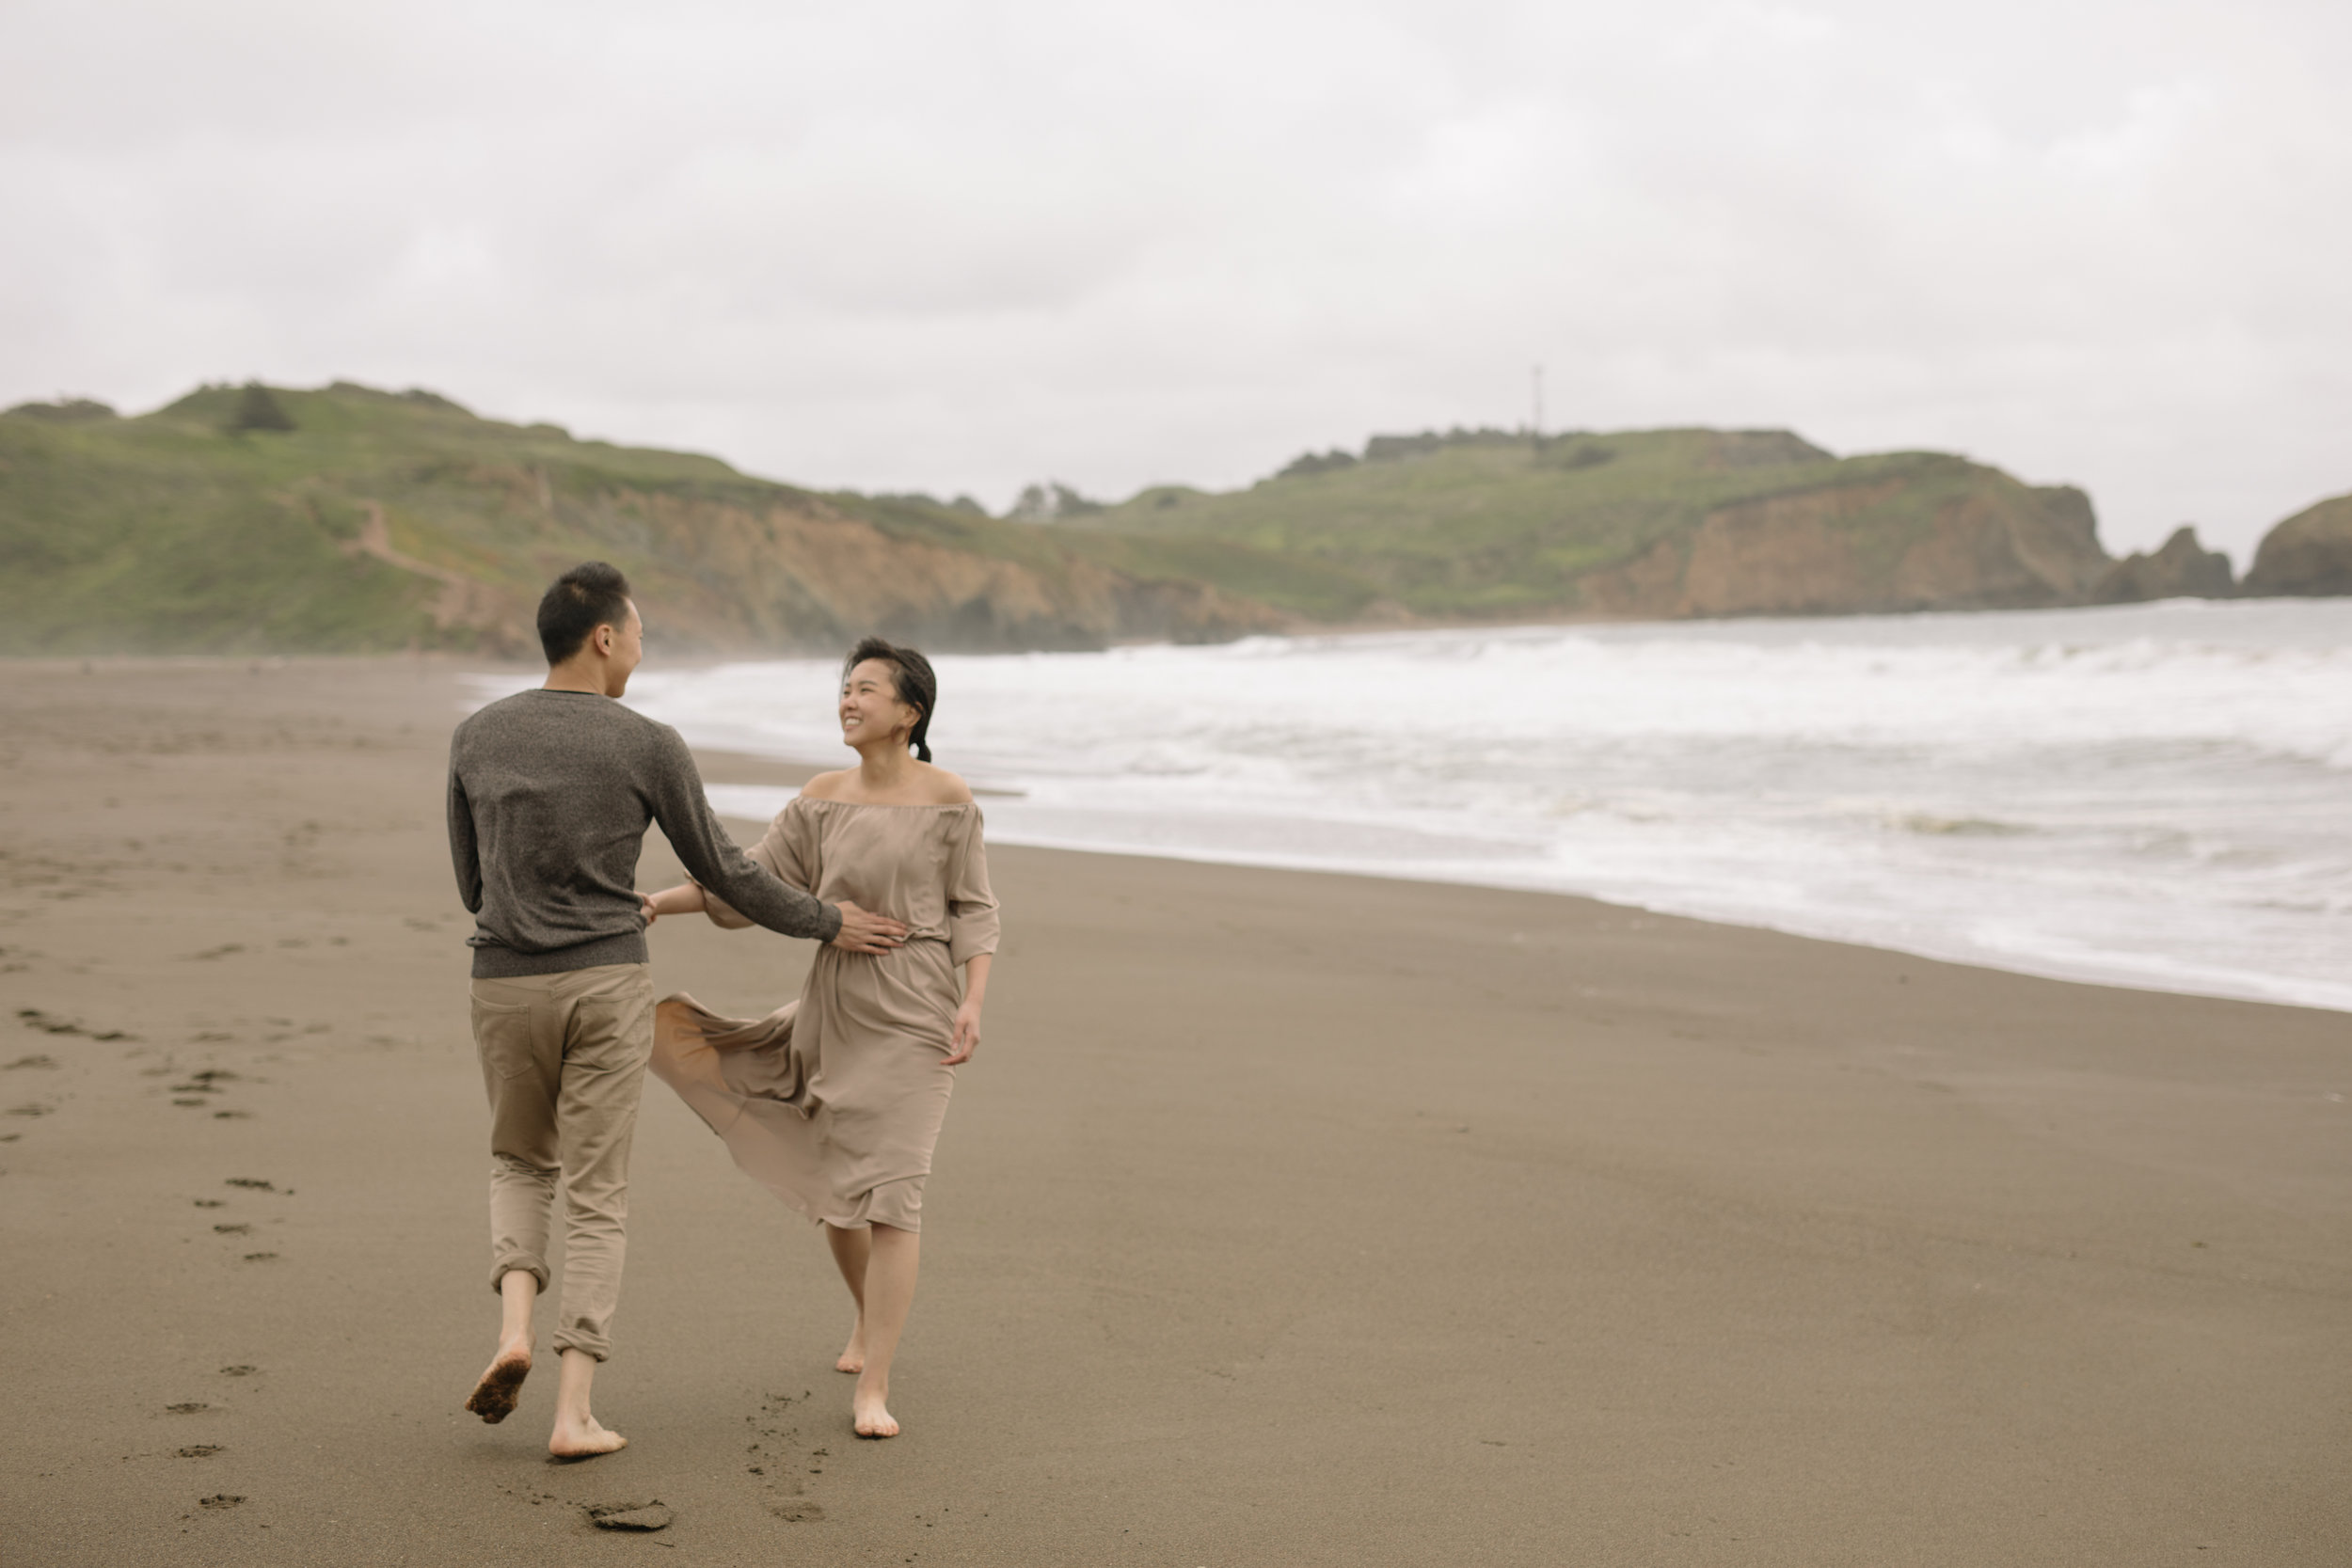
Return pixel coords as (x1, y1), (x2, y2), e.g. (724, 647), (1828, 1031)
(2090, 526), (2235, 603)
(2243, 494), (2352, 598)
(1573, 463), (2111, 619)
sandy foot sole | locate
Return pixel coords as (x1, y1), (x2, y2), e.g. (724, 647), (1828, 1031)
(465, 1352), (531, 1424)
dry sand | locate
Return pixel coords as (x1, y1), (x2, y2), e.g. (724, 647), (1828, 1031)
(1, 657), (2345, 1567)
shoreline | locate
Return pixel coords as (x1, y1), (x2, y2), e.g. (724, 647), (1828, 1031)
(4, 656), (2346, 1564)
(26, 651), (2343, 1015)
(679, 779), (2347, 1023)
(1279, 588), (2352, 640)
(17, 649), (2347, 1015)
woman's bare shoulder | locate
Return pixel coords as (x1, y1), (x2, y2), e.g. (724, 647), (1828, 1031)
(797, 769), (853, 801)
(915, 763), (975, 805)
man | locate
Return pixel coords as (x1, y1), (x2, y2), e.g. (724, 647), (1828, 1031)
(447, 561), (906, 1457)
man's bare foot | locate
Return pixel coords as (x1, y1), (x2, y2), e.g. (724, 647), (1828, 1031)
(466, 1340), (532, 1424)
(835, 1317), (866, 1374)
(548, 1413), (628, 1460)
(852, 1382), (898, 1439)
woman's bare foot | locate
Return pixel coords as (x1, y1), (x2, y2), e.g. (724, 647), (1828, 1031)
(836, 1316), (867, 1374)
(548, 1412), (628, 1459)
(852, 1377), (898, 1438)
(465, 1338), (532, 1424)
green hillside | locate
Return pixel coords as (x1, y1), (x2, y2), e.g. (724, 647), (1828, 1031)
(8, 383), (2224, 656)
(0, 383), (1250, 656)
(0, 387), (447, 651)
(1054, 427), (2112, 622)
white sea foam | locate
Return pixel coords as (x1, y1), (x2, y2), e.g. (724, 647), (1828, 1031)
(479, 597), (2352, 1013)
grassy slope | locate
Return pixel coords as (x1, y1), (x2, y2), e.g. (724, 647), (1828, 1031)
(1058, 429), (2094, 622)
(0, 389), (2117, 655)
(0, 385), (1126, 656)
(0, 393), (436, 652)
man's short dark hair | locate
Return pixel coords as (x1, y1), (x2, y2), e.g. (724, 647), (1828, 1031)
(537, 562), (633, 665)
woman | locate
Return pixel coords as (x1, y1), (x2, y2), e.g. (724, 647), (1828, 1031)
(642, 638), (997, 1439)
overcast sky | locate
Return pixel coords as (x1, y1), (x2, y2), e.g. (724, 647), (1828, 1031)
(5, 1), (2347, 561)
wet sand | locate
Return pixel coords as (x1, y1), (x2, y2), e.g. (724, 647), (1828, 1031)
(1, 657), (2346, 1566)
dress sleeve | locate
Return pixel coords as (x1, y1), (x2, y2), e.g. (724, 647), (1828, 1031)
(946, 809), (1001, 967)
(699, 804), (816, 929)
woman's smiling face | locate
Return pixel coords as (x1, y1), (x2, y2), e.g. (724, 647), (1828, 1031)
(839, 657), (919, 751)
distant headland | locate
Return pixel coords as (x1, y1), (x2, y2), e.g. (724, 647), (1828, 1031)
(2, 381), (2343, 656)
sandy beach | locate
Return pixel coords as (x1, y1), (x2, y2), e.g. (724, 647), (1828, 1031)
(2, 656), (2346, 1567)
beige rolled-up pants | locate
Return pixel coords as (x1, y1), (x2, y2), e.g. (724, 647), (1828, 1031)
(469, 963), (655, 1362)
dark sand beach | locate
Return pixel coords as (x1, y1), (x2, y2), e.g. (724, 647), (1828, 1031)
(2, 657), (2346, 1566)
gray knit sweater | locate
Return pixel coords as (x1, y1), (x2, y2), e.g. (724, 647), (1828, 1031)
(448, 689), (841, 977)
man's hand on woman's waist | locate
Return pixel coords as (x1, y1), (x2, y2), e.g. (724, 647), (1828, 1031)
(831, 899), (909, 954)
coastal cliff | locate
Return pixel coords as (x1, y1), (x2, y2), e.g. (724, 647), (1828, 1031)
(1070, 429), (2117, 624)
(7, 384), (2332, 656)
(1571, 462), (2109, 618)
(0, 384), (1277, 656)
(2243, 494), (2352, 598)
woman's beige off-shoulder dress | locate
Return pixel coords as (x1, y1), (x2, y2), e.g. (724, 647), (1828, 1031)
(649, 799), (999, 1232)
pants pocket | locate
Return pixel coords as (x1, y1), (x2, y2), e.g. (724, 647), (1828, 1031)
(567, 978), (655, 1076)
(470, 989), (542, 1081)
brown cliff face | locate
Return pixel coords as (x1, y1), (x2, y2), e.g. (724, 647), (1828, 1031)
(2090, 526), (2235, 604)
(1573, 467), (2110, 619)
(2243, 495), (2352, 598)
(388, 480), (1287, 657)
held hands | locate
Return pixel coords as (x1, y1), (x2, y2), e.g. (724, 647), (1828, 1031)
(946, 998), (982, 1066)
(831, 899), (910, 955)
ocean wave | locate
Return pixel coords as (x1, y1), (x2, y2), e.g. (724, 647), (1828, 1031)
(596, 598), (2352, 1014)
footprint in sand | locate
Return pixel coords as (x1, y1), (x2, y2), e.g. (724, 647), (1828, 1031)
(167, 1403), (210, 1415)
(241, 1252), (278, 1263)
(220, 1365), (258, 1377)
(17, 1008), (135, 1042)
(740, 1390), (831, 1519)
(178, 1445), (224, 1459)
(197, 1494), (243, 1510)
(213, 1224), (251, 1235)
(587, 1500), (674, 1532)
(5, 1053), (57, 1070)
